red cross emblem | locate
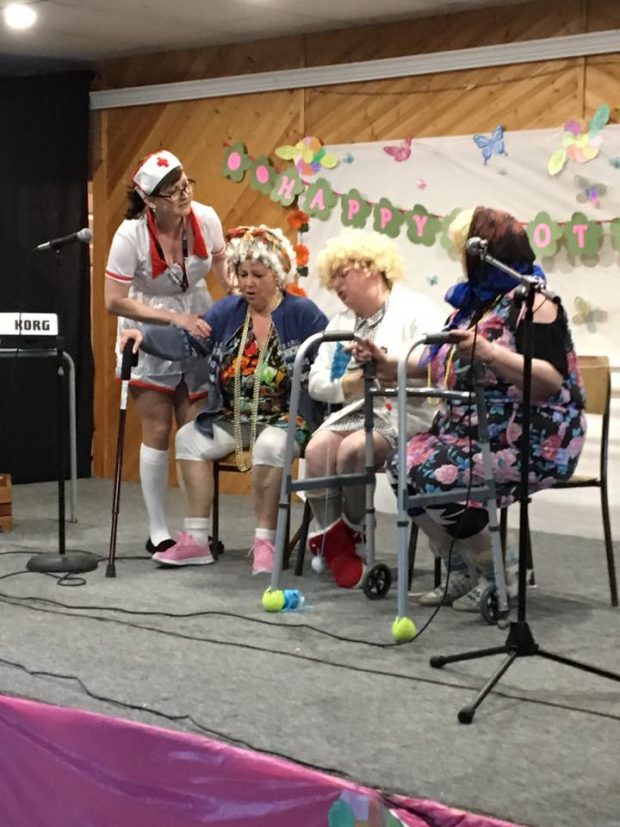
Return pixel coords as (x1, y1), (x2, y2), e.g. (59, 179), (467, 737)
(156, 156), (169, 167)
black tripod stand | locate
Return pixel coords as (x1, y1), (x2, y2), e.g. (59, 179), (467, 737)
(26, 246), (99, 577)
(430, 240), (620, 723)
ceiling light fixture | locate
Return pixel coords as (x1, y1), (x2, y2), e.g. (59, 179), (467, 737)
(4, 2), (38, 30)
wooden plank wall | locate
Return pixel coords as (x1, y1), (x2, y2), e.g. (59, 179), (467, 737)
(91, 0), (620, 493)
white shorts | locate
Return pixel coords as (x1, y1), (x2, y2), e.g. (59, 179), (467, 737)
(175, 421), (300, 467)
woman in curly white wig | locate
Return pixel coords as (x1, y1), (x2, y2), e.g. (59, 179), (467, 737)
(305, 229), (444, 588)
(120, 225), (327, 574)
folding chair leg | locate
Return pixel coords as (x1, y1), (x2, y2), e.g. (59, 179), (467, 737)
(293, 501), (313, 576)
(434, 556), (441, 588)
(601, 482), (618, 607)
(407, 522), (418, 589)
(212, 462), (220, 548)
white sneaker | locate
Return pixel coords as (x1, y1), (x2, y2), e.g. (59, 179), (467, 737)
(418, 570), (473, 606)
(452, 577), (492, 613)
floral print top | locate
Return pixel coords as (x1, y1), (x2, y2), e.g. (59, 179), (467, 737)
(218, 321), (310, 448)
(401, 289), (586, 506)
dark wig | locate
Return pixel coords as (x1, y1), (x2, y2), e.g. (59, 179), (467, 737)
(124, 166), (183, 220)
(465, 206), (535, 281)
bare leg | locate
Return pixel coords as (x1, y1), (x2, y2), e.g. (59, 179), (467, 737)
(252, 464), (282, 530)
(335, 430), (392, 525)
(176, 459), (214, 519)
(304, 430), (347, 529)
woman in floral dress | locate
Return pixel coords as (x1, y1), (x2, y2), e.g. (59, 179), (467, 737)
(354, 207), (586, 612)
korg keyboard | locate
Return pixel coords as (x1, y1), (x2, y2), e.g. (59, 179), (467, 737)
(0, 313), (59, 348)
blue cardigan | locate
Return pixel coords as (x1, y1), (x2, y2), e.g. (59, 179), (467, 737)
(139, 293), (328, 436)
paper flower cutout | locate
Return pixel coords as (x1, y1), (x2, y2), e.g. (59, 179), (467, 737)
(300, 177), (338, 219)
(548, 103), (610, 175)
(222, 143), (251, 182)
(270, 166), (304, 206)
(527, 211), (564, 258)
(249, 155), (276, 194)
(405, 204), (440, 247)
(574, 174), (608, 208)
(275, 136), (339, 176)
(563, 211), (604, 258)
(472, 125), (507, 165)
(340, 188), (372, 229)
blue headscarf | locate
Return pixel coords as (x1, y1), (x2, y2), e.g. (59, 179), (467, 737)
(422, 260), (547, 365)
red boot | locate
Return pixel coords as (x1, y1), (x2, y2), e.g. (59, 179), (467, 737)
(307, 519), (364, 588)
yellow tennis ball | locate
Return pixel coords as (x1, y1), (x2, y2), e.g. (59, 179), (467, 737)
(262, 588), (285, 612)
(392, 616), (417, 643)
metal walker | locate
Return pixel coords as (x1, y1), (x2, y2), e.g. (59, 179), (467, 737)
(264, 331), (510, 639)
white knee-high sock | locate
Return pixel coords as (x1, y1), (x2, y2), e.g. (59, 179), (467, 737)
(184, 517), (212, 546)
(140, 444), (171, 545)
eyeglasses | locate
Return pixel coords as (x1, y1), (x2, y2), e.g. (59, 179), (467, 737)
(157, 178), (195, 202)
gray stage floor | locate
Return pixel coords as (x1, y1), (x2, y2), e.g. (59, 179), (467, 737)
(1, 478), (619, 827)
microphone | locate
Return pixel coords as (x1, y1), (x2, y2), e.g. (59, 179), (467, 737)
(422, 332), (461, 345)
(466, 236), (488, 256)
(35, 228), (92, 252)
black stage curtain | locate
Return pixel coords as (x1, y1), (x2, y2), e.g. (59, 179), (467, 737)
(0, 72), (93, 483)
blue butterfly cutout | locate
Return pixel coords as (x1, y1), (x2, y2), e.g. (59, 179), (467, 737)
(473, 125), (507, 165)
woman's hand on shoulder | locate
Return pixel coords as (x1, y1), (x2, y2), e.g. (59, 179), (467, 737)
(119, 328), (143, 353)
(172, 312), (212, 338)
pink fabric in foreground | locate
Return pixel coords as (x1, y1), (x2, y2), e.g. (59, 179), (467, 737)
(0, 694), (525, 827)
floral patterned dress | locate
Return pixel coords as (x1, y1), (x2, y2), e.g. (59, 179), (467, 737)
(395, 290), (586, 508)
(217, 322), (310, 449)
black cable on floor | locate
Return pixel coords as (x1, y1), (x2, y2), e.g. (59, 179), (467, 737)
(0, 587), (618, 725)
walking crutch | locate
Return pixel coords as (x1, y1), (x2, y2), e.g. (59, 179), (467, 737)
(106, 339), (138, 578)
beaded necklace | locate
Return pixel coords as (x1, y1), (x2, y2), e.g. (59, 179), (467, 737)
(232, 294), (282, 471)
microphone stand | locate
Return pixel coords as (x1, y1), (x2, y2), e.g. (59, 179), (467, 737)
(429, 247), (620, 723)
(27, 248), (99, 577)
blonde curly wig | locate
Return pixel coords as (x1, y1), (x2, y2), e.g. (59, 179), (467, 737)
(316, 229), (405, 289)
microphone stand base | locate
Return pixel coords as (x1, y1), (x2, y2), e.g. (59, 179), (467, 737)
(430, 620), (620, 724)
(26, 550), (100, 574)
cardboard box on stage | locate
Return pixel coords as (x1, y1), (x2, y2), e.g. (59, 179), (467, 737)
(0, 473), (12, 532)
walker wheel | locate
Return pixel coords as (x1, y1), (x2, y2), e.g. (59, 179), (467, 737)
(480, 584), (499, 625)
(362, 563), (392, 600)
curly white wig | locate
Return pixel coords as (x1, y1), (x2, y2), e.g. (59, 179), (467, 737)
(225, 225), (297, 287)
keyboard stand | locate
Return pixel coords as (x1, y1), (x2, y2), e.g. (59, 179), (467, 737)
(0, 346), (77, 522)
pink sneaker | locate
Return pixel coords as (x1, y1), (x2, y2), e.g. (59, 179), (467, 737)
(153, 532), (214, 567)
(251, 537), (275, 575)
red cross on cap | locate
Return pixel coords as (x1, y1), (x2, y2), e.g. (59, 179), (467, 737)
(156, 156), (169, 167)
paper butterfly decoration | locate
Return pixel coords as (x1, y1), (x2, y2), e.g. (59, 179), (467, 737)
(383, 136), (412, 162)
(416, 178), (427, 189)
(574, 174), (608, 208)
(342, 152), (355, 164)
(609, 156), (620, 169)
(548, 103), (610, 176)
(426, 274), (438, 286)
(275, 136), (339, 176)
(472, 125), (507, 165)
(572, 296), (608, 327)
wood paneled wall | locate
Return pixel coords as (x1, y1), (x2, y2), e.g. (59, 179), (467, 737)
(92, 0), (620, 491)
